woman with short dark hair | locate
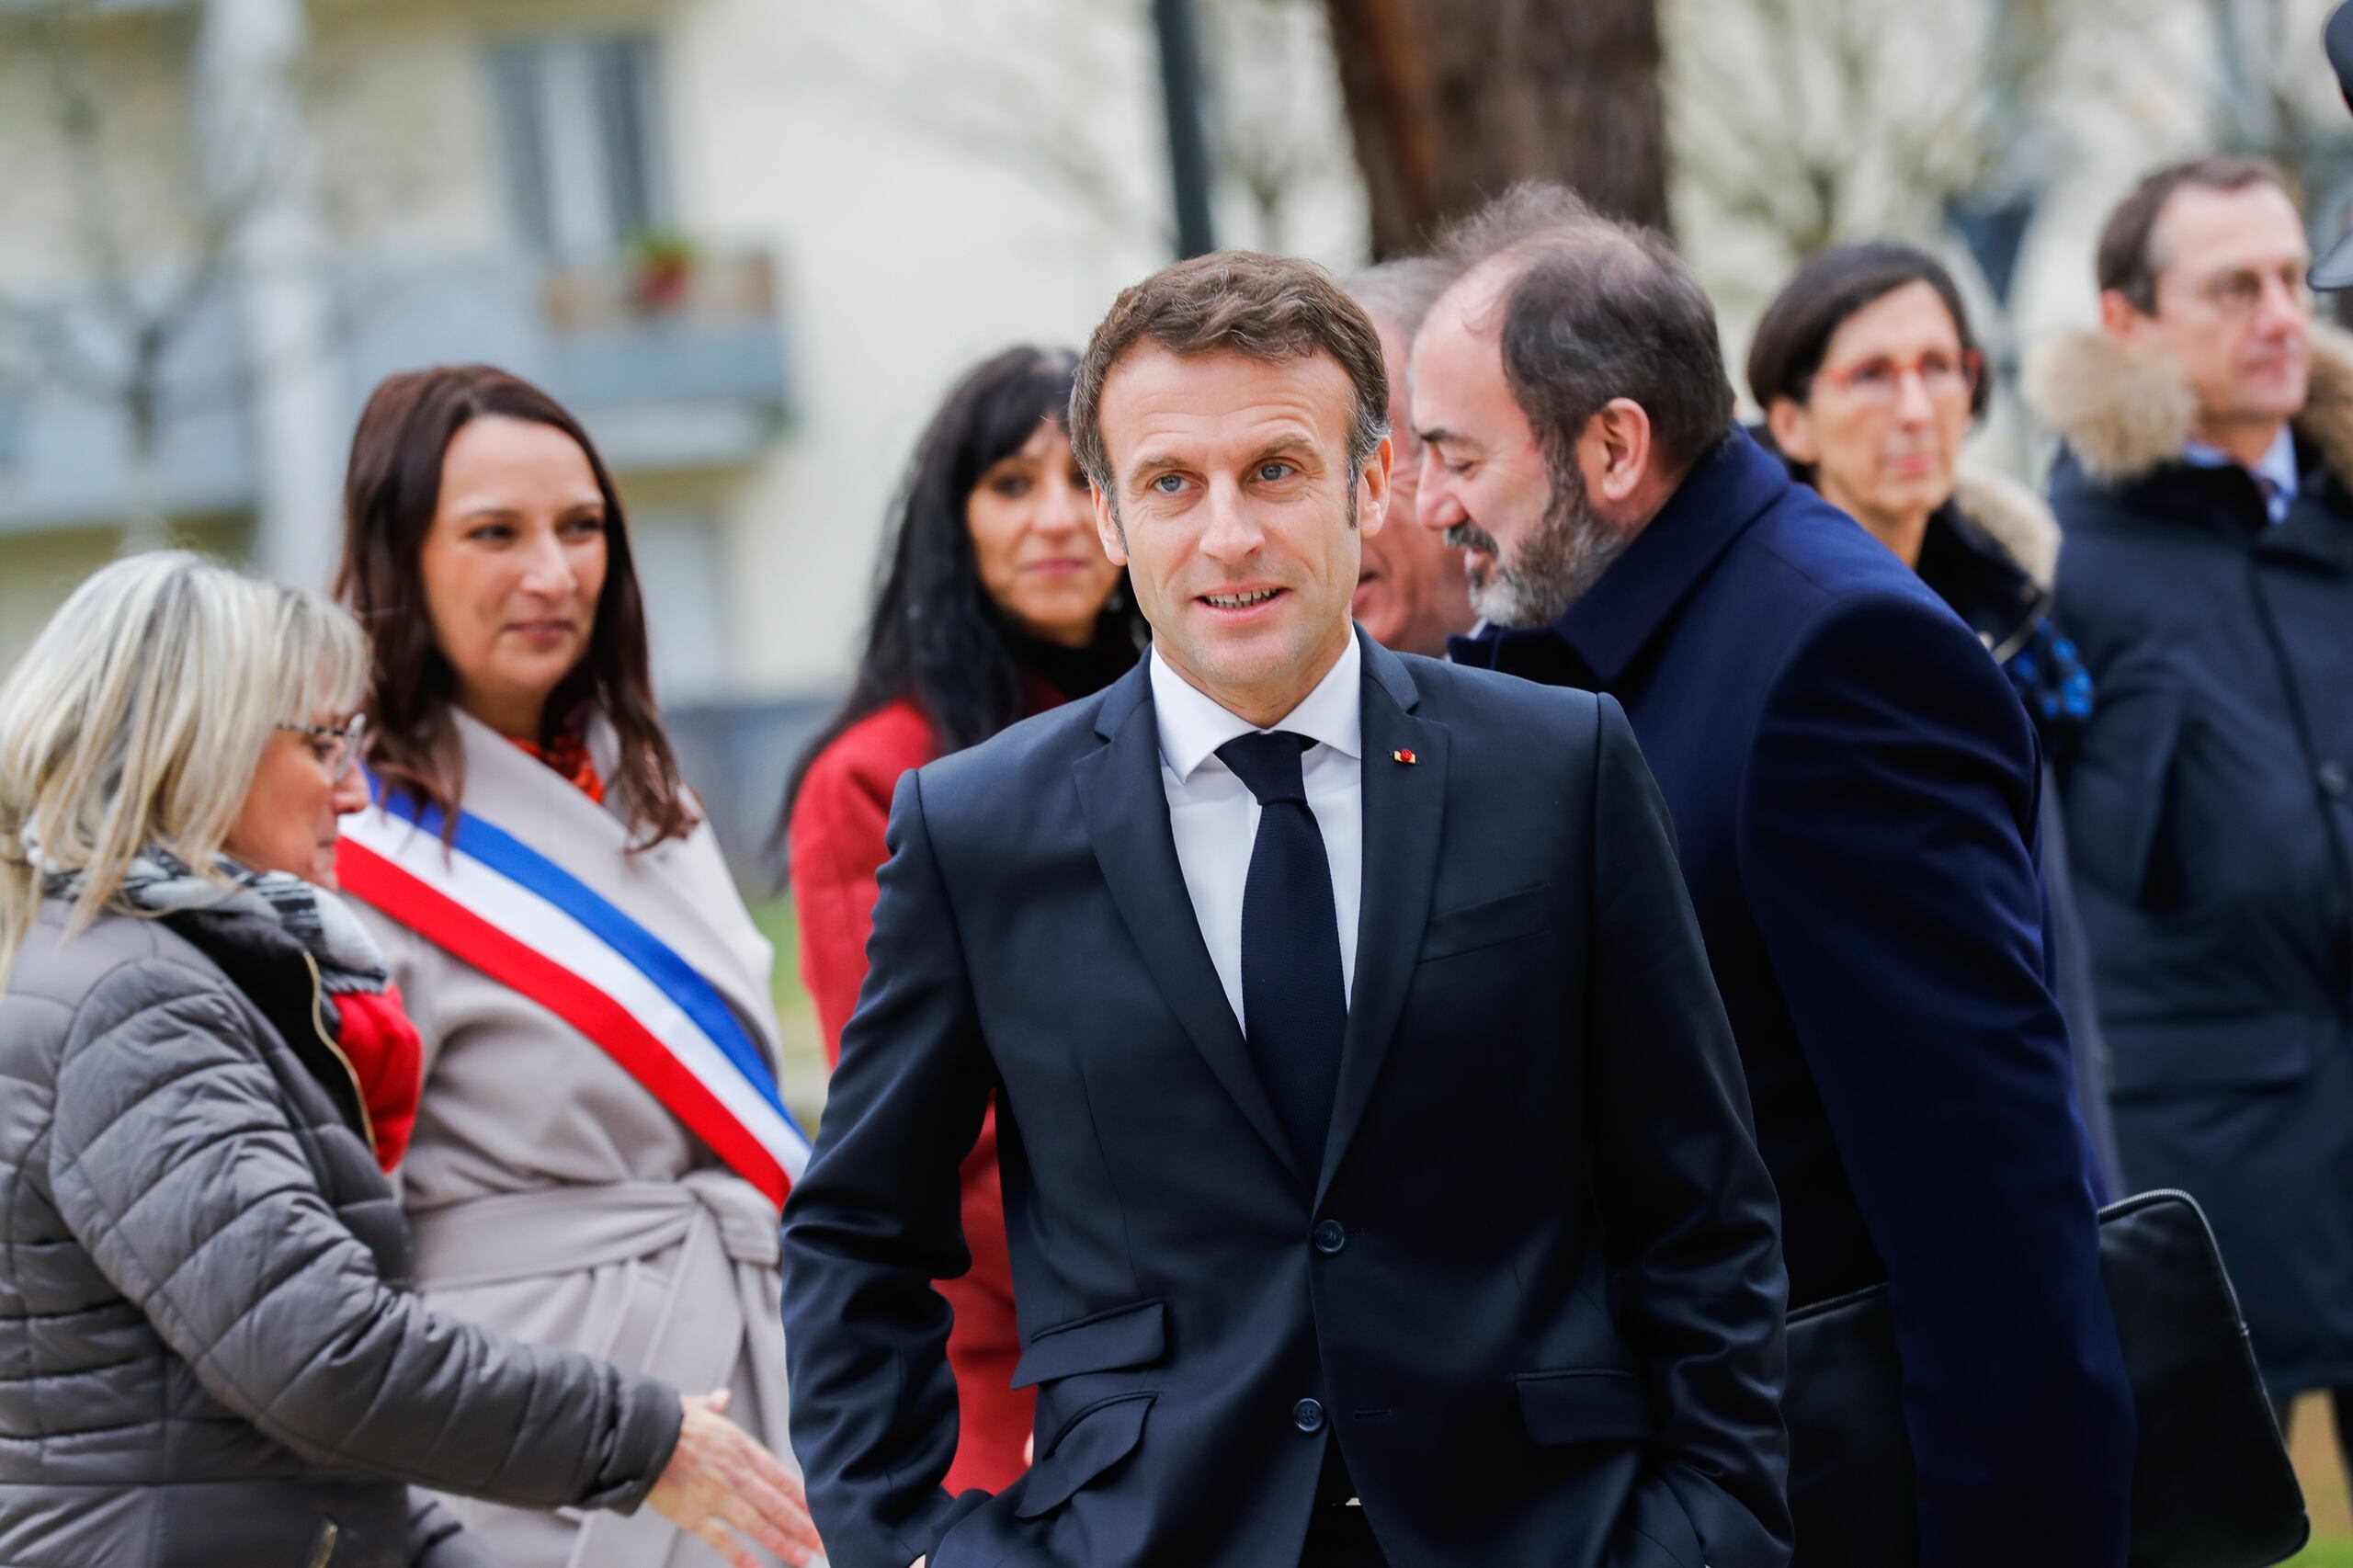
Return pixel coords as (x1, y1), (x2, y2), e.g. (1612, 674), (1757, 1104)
(335, 364), (819, 1568)
(1750, 242), (2124, 1194)
(781, 346), (1142, 1493)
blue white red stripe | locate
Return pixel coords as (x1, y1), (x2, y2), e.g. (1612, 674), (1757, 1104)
(336, 784), (809, 1208)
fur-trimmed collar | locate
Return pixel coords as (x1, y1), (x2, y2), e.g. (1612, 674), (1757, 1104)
(1951, 467), (2061, 589)
(2025, 321), (2353, 486)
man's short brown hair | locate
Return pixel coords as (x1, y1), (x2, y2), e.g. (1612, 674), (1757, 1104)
(1070, 251), (1390, 513)
(2097, 155), (2295, 313)
(1433, 182), (1736, 481)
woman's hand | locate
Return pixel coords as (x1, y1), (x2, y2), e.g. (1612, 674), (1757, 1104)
(644, 1389), (824, 1568)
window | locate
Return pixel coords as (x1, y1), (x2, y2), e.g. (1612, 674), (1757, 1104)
(489, 34), (669, 256)
(628, 511), (731, 702)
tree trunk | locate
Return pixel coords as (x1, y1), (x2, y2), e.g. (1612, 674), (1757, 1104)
(120, 348), (169, 554)
(1323, 0), (1672, 257)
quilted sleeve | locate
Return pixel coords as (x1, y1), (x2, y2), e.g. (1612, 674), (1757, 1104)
(46, 960), (683, 1514)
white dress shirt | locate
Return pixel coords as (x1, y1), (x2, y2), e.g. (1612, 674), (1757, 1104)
(1149, 636), (1364, 1035)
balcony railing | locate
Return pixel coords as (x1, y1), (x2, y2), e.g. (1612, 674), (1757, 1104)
(0, 244), (790, 535)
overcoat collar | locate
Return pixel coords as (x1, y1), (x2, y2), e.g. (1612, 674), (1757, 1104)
(1074, 630), (1444, 1199)
(1451, 431), (1786, 689)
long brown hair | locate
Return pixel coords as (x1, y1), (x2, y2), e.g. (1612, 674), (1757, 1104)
(335, 364), (694, 848)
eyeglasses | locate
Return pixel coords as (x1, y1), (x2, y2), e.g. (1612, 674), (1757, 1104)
(278, 716), (367, 783)
(2183, 266), (2313, 320)
(1813, 350), (1981, 406)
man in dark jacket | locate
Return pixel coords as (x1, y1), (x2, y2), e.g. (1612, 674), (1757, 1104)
(1419, 186), (2133, 1568)
(2030, 155), (2353, 1468)
(783, 250), (1790, 1568)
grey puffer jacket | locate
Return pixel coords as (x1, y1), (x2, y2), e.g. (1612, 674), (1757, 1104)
(0, 898), (684, 1567)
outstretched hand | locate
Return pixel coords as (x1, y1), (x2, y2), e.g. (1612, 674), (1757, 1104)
(644, 1389), (824, 1568)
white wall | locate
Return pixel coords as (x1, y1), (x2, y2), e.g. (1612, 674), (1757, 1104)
(660, 0), (1367, 699)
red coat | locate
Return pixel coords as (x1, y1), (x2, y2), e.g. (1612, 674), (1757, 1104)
(789, 693), (1039, 1493)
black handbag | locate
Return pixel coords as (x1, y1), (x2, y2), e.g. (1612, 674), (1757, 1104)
(1783, 1189), (2309, 1567)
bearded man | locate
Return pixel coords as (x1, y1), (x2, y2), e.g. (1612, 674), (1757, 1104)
(1416, 185), (2133, 1568)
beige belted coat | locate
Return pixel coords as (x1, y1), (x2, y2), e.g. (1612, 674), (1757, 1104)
(349, 713), (804, 1568)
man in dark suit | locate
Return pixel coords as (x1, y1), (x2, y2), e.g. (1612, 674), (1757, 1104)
(1415, 187), (2135, 1567)
(781, 251), (1790, 1568)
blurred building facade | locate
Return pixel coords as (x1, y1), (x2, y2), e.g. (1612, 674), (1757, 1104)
(4, 0), (2344, 862)
(0, 0), (1362, 859)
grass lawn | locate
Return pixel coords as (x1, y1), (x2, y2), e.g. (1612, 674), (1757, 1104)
(2288, 1392), (2353, 1564)
(746, 892), (833, 1132)
(749, 889), (2353, 1564)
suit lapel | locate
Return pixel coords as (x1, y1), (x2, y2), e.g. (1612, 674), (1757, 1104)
(1073, 665), (1312, 1190)
(1319, 637), (1447, 1204)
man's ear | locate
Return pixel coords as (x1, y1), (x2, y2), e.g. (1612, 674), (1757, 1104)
(1766, 396), (1817, 466)
(1357, 434), (1394, 537)
(1582, 399), (1655, 506)
(1091, 482), (1129, 565)
(2098, 288), (2154, 343)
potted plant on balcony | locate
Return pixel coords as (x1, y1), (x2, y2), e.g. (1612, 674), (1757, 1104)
(625, 228), (699, 313)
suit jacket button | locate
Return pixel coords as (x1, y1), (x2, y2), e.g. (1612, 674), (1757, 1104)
(1293, 1397), (1327, 1433)
(2320, 760), (2349, 799)
(1313, 1220), (1347, 1255)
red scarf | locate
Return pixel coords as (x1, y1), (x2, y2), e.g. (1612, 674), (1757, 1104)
(333, 986), (425, 1172)
(509, 727), (607, 804)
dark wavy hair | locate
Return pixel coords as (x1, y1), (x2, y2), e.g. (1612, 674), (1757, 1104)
(777, 346), (1143, 834)
(335, 364), (694, 849)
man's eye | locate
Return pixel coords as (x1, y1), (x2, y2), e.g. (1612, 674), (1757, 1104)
(1256, 461), (1296, 483)
(1151, 473), (1186, 494)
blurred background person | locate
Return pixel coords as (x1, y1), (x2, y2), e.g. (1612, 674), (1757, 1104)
(1345, 256), (1478, 655)
(2030, 156), (2353, 1468)
(1749, 240), (2124, 1196)
(779, 345), (1143, 1493)
(0, 551), (816, 1568)
(332, 366), (817, 1568)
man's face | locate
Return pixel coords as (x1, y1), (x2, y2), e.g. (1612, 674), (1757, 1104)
(2127, 182), (2313, 434)
(1411, 271), (1624, 629)
(1092, 345), (1388, 718)
(1351, 314), (1476, 655)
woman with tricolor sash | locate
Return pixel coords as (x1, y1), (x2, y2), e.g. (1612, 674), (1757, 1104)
(333, 365), (818, 1568)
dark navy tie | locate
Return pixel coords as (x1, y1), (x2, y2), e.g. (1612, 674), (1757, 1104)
(1216, 730), (1347, 1168)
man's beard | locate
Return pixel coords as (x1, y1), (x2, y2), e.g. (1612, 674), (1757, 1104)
(1446, 463), (1628, 629)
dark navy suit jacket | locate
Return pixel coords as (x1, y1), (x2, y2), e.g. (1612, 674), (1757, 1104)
(1455, 434), (2134, 1568)
(782, 632), (1790, 1568)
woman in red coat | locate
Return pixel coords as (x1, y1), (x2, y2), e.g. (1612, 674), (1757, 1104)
(779, 346), (1142, 1493)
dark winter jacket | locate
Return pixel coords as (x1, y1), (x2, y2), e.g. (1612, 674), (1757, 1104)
(0, 897), (683, 1567)
(2032, 322), (2353, 1394)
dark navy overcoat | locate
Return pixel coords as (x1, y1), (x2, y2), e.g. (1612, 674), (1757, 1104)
(1457, 432), (2133, 1568)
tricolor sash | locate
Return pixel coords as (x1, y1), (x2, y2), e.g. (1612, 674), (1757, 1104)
(337, 782), (810, 1209)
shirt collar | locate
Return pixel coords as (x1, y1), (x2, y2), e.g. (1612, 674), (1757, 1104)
(1149, 631), (1363, 783)
(2183, 425), (2300, 520)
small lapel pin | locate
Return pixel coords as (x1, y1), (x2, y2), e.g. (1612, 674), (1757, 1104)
(1392, 748), (1417, 765)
